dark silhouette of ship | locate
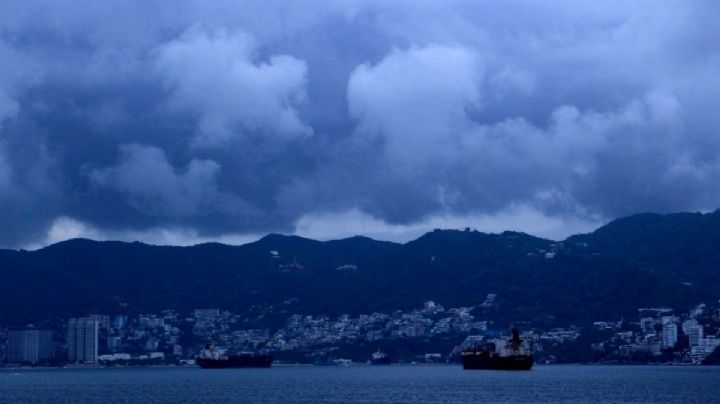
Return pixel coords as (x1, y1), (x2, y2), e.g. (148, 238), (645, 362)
(370, 350), (392, 365)
(461, 328), (533, 370)
(196, 344), (273, 368)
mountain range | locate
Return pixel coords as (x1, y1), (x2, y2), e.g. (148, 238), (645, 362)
(2, 211), (720, 326)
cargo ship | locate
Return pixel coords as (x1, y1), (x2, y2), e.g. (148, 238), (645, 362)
(196, 344), (273, 368)
(461, 328), (533, 370)
(370, 350), (392, 365)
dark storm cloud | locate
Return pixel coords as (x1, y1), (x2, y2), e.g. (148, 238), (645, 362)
(1, 1), (719, 247)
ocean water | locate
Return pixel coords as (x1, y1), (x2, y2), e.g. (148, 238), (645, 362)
(1, 365), (718, 403)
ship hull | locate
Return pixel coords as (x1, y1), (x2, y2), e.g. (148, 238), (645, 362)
(461, 353), (533, 370)
(197, 355), (273, 369)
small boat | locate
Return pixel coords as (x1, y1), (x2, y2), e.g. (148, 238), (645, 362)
(370, 350), (392, 365)
(461, 328), (534, 370)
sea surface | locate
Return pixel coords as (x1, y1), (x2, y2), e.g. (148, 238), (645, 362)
(1, 365), (718, 403)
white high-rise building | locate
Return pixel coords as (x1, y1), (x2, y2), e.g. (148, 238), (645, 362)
(662, 323), (678, 348)
(6, 329), (52, 364)
(687, 324), (704, 347)
(67, 318), (99, 364)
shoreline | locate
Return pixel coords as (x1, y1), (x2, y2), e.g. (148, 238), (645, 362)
(2, 363), (716, 370)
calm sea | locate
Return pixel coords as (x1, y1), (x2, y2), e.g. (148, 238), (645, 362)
(1, 365), (718, 403)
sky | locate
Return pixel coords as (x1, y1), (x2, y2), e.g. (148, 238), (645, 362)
(1, 1), (719, 249)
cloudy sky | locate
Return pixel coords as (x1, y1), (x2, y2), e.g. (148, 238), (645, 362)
(1, 1), (719, 248)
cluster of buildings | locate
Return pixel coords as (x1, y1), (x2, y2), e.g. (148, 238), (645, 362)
(264, 301), (491, 353)
(591, 302), (720, 364)
(1, 297), (718, 366)
(3, 318), (98, 366)
(0, 311), (186, 366)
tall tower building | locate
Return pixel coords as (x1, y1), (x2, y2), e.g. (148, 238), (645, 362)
(67, 318), (99, 364)
(6, 328), (52, 364)
(662, 323), (678, 348)
(687, 324), (704, 347)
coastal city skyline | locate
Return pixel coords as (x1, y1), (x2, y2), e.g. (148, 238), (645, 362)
(2, 1), (720, 402)
(3, 210), (720, 369)
(4, 298), (720, 366)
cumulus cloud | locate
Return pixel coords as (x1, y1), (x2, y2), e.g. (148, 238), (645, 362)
(155, 27), (311, 147)
(0, 1), (718, 248)
(348, 45), (483, 167)
(90, 144), (243, 217)
(456, 90), (694, 216)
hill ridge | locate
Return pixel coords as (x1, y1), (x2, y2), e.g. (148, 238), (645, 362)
(1, 210), (718, 326)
